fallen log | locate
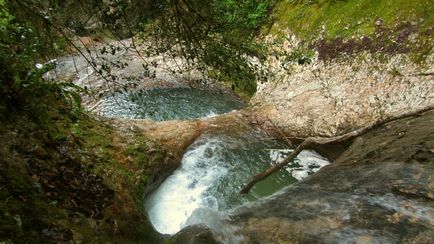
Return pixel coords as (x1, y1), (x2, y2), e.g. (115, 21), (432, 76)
(240, 106), (434, 194)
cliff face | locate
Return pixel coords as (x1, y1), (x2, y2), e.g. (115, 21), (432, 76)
(249, 0), (433, 137)
(250, 44), (433, 136)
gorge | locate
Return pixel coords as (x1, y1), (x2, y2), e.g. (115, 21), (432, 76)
(1, 0), (433, 243)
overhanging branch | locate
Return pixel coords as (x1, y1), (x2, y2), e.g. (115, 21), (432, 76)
(240, 106), (434, 194)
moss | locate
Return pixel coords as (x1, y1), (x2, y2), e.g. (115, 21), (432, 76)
(269, 0), (433, 39)
(0, 152), (74, 242)
(0, 95), (164, 242)
(267, 0), (433, 62)
(124, 138), (151, 167)
(113, 131), (169, 206)
(71, 117), (113, 149)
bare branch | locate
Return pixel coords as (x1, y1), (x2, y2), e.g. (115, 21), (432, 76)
(240, 106), (434, 194)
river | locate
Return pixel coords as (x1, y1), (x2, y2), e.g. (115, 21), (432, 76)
(100, 87), (329, 236)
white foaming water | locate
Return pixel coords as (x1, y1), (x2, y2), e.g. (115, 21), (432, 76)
(145, 135), (330, 236)
(145, 138), (228, 235)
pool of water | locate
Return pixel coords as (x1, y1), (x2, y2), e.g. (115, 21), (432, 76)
(98, 86), (330, 236)
(145, 129), (329, 235)
(99, 87), (245, 121)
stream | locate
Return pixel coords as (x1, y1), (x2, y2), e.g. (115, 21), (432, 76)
(145, 131), (329, 235)
(100, 87), (330, 236)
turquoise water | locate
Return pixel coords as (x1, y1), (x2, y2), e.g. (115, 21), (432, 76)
(100, 87), (245, 121)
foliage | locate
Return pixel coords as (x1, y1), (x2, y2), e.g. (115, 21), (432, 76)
(0, 1), (85, 124)
(0, 6), (164, 234)
(284, 48), (314, 65)
(213, 0), (273, 32)
(3, 0), (277, 97)
(7, 0), (160, 38)
(0, 105), (164, 242)
(0, 1), (164, 242)
(140, 0), (276, 97)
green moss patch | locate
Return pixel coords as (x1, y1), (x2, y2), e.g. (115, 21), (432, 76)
(267, 0), (433, 61)
(270, 0), (433, 39)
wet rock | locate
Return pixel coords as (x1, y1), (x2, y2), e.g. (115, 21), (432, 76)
(179, 110), (434, 243)
(28, 157), (114, 219)
(118, 111), (253, 162)
(226, 110), (434, 243)
(41, 226), (73, 242)
(171, 225), (221, 244)
(391, 184), (434, 201)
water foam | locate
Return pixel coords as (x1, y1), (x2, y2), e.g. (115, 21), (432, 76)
(145, 134), (330, 236)
(145, 138), (228, 234)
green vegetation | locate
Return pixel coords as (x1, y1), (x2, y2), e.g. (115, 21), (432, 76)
(269, 0), (433, 39)
(4, 0), (278, 97)
(1, 0), (432, 241)
(141, 0), (276, 97)
(2, 1), (267, 240)
(267, 0), (433, 62)
(0, 102), (166, 242)
(0, 2), (168, 242)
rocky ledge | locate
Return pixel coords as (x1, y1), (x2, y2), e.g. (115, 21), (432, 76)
(172, 109), (434, 243)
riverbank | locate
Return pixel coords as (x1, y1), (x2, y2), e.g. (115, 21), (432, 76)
(0, 100), (172, 242)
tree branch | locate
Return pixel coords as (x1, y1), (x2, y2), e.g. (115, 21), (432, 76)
(240, 106), (434, 194)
